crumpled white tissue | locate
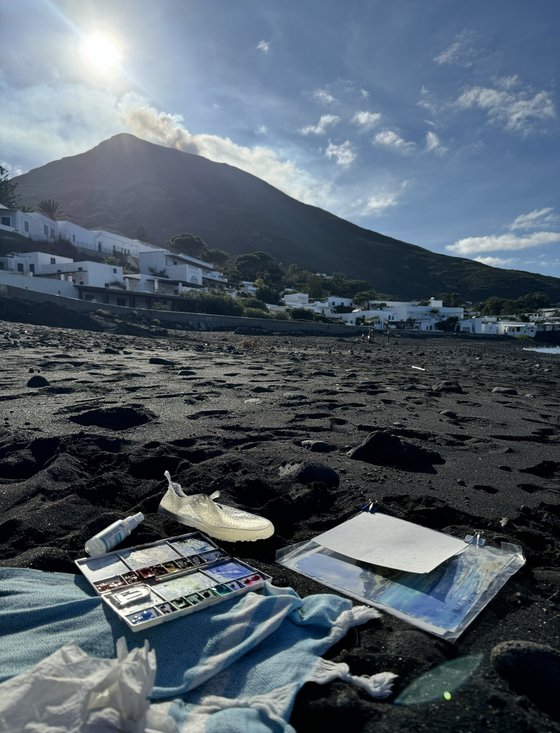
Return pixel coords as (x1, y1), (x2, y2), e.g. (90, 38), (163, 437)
(0, 637), (177, 733)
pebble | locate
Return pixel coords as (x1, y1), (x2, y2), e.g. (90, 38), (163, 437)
(26, 375), (49, 388)
(492, 387), (518, 395)
(491, 640), (560, 716)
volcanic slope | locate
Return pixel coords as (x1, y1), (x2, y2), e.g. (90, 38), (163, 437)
(13, 133), (560, 301)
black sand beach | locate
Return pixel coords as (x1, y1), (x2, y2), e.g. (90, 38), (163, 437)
(1, 316), (559, 732)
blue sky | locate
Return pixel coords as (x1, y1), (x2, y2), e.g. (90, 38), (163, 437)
(2, 0), (560, 278)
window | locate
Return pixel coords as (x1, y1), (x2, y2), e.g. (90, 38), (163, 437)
(117, 298), (126, 307)
(72, 234), (75, 242)
(44, 225), (48, 236)
(113, 268), (117, 273)
(17, 263), (24, 272)
(50, 227), (55, 238)
(1, 216), (10, 226)
(29, 264), (35, 274)
(50, 257), (56, 264)
(24, 221), (29, 232)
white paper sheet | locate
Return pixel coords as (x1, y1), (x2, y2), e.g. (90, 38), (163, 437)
(313, 512), (466, 573)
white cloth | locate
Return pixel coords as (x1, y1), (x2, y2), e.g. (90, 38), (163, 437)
(0, 637), (177, 733)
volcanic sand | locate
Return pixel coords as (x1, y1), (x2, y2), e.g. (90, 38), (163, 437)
(1, 319), (559, 732)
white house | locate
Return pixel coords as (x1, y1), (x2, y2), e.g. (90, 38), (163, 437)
(56, 220), (96, 250)
(0, 205), (161, 258)
(38, 260), (124, 288)
(138, 249), (226, 288)
(0, 251), (74, 275)
(0, 205), (58, 242)
(459, 317), (537, 338)
(337, 298), (464, 329)
(283, 292), (311, 307)
(90, 229), (157, 258)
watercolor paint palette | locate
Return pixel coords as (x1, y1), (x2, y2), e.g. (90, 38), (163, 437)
(75, 532), (270, 631)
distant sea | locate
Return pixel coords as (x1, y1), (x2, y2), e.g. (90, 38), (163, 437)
(523, 346), (560, 354)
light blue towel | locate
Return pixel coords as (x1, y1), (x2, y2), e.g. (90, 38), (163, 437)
(0, 568), (395, 732)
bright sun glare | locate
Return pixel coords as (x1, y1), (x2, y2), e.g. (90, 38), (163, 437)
(80, 31), (123, 74)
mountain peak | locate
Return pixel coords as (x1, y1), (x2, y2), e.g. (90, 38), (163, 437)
(12, 136), (560, 301)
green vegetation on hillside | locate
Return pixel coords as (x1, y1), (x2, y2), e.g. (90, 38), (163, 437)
(476, 292), (552, 316)
(0, 166), (19, 208)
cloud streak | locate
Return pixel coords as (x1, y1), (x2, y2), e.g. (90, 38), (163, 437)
(311, 88), (338, 105)
(325, 140), (356, 167)
(425, 131), (447, 155)
(351, 110), (381, 130)
(373, 129), (415, 153)
(509, 207), (558, 231)
(447, 230), (560, 255)
(474, 256), (518, 268)
(455, 80), (556, 135)
(434, 31), (479, 68)
(300, 114), (340, 135)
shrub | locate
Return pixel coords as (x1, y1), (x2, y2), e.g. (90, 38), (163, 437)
(244, 307), (272, 319)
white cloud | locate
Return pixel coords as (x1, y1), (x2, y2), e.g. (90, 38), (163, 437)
(351, 111), (381, 130)
(425, 130), (447, 155)
(455, 83), (556, 135)
(418, 86), (439, 115)
(300, 114), (340, 135)
(342, 180), (408, 219)
(325, 140), (356, 167)
(360, 193), (400, 215)
(447, 231), (560, 255)
(256, 40), (270, 53)
(118, 93), (335, 204)
(474, 256), (519, 268)
(496, 75), (521, 91)
(509, 207), (558, 231)
(434, 31), (479, 67)
(373, 129), (415, 153)
(311, 88), (338, 105)
(1, 160), (24, 177)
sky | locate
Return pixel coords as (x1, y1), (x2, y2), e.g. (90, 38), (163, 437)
(2, 0), (560, 279)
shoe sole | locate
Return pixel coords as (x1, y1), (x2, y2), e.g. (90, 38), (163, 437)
(158, 506), (274, 542)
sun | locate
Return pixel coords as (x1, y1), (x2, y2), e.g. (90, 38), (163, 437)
(80, 31), (124, 74)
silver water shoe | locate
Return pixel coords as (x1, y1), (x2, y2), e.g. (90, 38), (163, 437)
(158, 471), (274, 542)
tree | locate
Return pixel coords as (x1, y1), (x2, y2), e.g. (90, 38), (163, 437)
(168, 233), (209, 259)
(435, 316), (459, 332)
(353, 290), (377, 308)
(255, 284), (281, 305)
(36, 199), (64, 220)
(438, 292), (462, 307)
(0, 165), (19, 207)
(206, 249), (230, 267)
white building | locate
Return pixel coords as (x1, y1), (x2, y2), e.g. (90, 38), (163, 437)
(283, 292), (311, 308)
(139, 249), (226, 288)
(459, 317), (537, 338)
(0, 205), (58, 242)
(38, 260), (124, 288)
(338, 298), (464, 329)
(0, 205), (161, 258)
(0, 251), (74, 275)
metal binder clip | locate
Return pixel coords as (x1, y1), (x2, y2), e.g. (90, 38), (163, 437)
(464, 531), (486, 547)
(360, 501), (377, 514)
